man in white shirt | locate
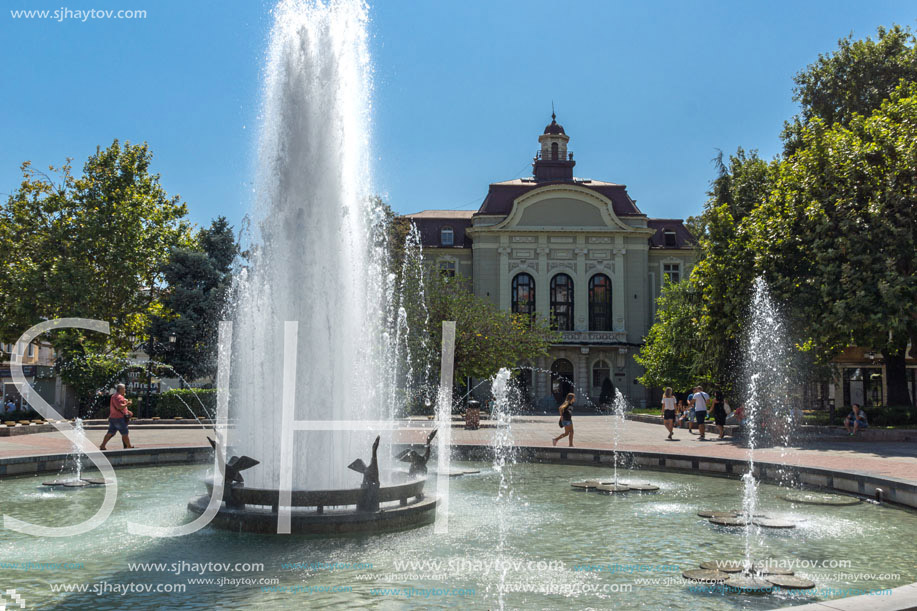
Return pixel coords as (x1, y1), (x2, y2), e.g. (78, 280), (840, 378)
(689, 386), (710, 440)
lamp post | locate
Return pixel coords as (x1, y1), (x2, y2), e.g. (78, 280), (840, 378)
(144, 332), (176, 419)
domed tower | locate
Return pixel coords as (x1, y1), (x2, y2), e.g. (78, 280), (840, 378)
(533, 112), (575, 181)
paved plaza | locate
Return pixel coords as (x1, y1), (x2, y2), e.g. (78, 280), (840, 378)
(3, 416), (915, 484)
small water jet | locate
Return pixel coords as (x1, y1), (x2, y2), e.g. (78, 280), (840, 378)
(42, 419), (109, 488)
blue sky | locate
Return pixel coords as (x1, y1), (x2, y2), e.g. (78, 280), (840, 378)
(1, 1), (914, 231)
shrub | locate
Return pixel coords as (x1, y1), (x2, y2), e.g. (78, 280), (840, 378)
(155, 389), (216, 420)
(1, 409), (40, 422)
(863, 405), (915, 427)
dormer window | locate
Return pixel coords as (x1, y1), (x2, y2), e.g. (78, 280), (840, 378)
(440, 226), (454, 246)
(663, 230), (677, 247)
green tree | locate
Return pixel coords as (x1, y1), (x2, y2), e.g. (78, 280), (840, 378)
(639, 149), (772, 392)
(783, 24), (917, 153)
(0, 140), (192, 406)
(693, 150), (774, 389)
(751, 84), (917, 406)
(150, 217), (237, 381)
(635, 278), (702, 391)
(424, 274), (558, 383)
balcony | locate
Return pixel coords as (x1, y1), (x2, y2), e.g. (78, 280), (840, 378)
(535, 149), (574, 161)
(557, 330), (627, 345)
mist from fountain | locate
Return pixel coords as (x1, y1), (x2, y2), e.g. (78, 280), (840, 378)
(227, 0), (386, 491)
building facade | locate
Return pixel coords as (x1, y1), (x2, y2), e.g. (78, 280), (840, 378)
(407, 116), (697, 408)
(1, 340), (65, 413)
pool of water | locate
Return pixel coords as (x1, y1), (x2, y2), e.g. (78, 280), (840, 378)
(1, 461), (915, 609)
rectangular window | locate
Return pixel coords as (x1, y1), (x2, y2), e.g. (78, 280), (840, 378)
(438, 260), (456, 277)
(663, 263), (680, 284)
(27, 343), (34, 357)
(664, 230), (678, 247)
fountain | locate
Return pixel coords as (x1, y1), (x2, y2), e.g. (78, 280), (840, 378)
(186, 0), (437, 534)
(490, 368), (516, 610)
(41, 418), (108, 488)
(689, 278), (811, 593)
(570, 389), (659, 494)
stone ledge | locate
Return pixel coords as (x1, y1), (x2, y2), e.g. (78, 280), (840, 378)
(0, 446), (212, 476)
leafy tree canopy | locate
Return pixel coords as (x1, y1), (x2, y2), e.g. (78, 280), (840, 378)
(0, 140), (192, 403)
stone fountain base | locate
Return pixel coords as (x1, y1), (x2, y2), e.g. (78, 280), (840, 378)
(187, 477), (438, 535)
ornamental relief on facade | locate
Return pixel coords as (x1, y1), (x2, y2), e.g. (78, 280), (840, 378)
(508, 261), (538, 272)
(548, 261), (576, 272)
(585, 261), (614, 274)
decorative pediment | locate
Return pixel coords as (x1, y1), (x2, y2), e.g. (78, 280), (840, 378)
(490, 184), (634, 232)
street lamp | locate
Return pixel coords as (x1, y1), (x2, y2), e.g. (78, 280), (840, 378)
(144, 332), (176, 419)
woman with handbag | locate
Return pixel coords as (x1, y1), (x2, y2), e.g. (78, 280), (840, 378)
(551, 393), (576, 447)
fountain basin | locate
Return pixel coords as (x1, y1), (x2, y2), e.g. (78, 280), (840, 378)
(188, 476), (437, 534)
(2, 460), (916, 609)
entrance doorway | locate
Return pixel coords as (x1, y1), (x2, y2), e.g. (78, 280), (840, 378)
(551, 359), (574, 404)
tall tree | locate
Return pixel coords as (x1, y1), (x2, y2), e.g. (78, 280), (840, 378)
(752, 84), (917, 406)
(0, 140), (191, 405)
(783, 25), (917, 153)
(635, 278), (703, 391)
(150, 217), (237, 381)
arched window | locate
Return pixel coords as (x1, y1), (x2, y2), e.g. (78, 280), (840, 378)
(550, 273), (574, 331)
(588, 274), (612, 331)
(440, 226), (454, 246)
(551, 142), (559, 160)
(511, 273), (535, 317)
(551, 358), (575, 403)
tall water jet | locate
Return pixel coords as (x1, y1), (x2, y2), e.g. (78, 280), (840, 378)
(741, 277), (792, 570)
(490, 368), (516, 610)
(387, 224), (434, 418)
(228, 0), (383, 491)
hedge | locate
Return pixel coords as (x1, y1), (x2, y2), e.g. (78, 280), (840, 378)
(88, 389), (216, 420)
(155, 389), (216, 420)
(862, 405), (916, 427)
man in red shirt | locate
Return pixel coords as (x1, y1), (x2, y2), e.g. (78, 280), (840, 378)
(99, 383), (134, 450)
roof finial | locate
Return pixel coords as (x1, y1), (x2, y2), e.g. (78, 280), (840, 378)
(551, 101), (556, 122)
